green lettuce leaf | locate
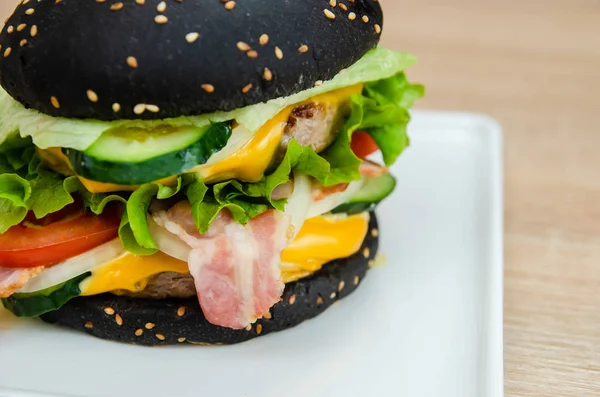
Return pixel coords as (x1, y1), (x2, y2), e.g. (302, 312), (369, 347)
(0, 141), (126, 233)
(0, 48), (417, 150)
(118, 176), (192, 255)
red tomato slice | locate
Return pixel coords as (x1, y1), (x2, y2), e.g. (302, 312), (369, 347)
(0, 205), (121, 268)
(351, 131), (379, 159)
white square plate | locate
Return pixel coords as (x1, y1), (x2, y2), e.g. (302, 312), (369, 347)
(0, 110), (504, 397)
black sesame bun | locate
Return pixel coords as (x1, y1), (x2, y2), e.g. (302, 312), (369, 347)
(39, 212), (379, 346)
(0, 0), (383, 121)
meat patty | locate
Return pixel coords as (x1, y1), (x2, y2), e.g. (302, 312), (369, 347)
(276, 101), (347, 161)
(115, 272), (196, 299)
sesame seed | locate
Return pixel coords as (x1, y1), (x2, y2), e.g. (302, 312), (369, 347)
(371, 228), (379, 237)
(30, 25), (37, 37)
(274, 46), (283, 59)
(19, 39), (27, 47)
(145, 104), (160, 113)
(246, 50), (258, 58)
(241, 83), (253, 94)
(237, 41), (251, 51)
(298, 45), (309, 53)
(245, 324), (252, 331)
(185, 32), (200, 43)
(324, 9), (335, 19)
(329, 0), (337, 6)
(263, 311), (272, 320)
(25, 8), (35, 15)
(259, 34), (269, 46)
(109, 3), (123, 11)
(156, 334), (166, 341)
(224, 1), (236, 10)
(288, 294), (296, 305)
(126, 56), (138, 68)
(202, 84), (215, 93)
(50, 96), (60, 108)
(112, 103), (121, 112)
(134, 104), (147, 114)
(135, 0), (145, 4)
(256, 324), (263, 335)
(338, 281), (345, 291)
(135, 329), (143, 336)
(115, 314), (123, 326)
(17, 24), (26, 32)
(104, 307), (115, 315)
(6, 26), (13, 34)
(362, 247), (371, 258)
(330, 292), (336, 299)
(374, 24), (382, 34)
(156, 1), (166, 12)
(155, 15), (168, 24)
(362, 15), (369, 23)
(178, 337), (186, 343)
(314, 80), (323, 86)
(339, 3), (347, 11)
(263, 67), (273, 81)
(348, 12), (356, 20)
(316, 296), (324, 305)
(86, 89), (98, 103)
(177, 306), (186, 317)
(84, 322), (93, 329)
(354, 275), (360, 285)
(145, 322), (156, 329)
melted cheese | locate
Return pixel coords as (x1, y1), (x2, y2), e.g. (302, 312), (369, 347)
(38, 84), (363, 193)
(198, 107), (293, 183)
(79, 213), (370, 295)
(79, 251), (189, 296)
(280, 212), (370, 282)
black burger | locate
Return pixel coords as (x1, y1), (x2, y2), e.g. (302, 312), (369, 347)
(0, 0), (423, 345)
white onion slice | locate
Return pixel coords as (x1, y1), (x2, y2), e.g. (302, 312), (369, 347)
(18, 238), (125, 294)
(306, 180), (364, 219)
(284, 172), (312, 239)
(147, 216), (191, 261)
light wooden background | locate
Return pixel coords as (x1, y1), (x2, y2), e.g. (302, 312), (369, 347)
(381, 1), (600, 396)
(1, 1), (599, 396)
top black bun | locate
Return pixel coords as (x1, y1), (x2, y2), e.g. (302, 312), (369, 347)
(0, 0), (383, 121)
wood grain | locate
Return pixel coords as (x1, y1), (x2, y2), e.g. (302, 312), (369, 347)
(0, 1), (599, 395)
(379, 1), (600, 396)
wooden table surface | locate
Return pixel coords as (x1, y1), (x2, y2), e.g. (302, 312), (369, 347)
(381, 1), (600, 396)
(1, 1), (599, 396)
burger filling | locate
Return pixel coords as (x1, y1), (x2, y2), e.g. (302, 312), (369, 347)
(0, 48), (423, 329)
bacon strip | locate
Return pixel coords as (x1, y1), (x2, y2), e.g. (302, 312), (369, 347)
(153, 203), (289, 329)
(359, 160), (389, 177)
(0, 266), (45, 298)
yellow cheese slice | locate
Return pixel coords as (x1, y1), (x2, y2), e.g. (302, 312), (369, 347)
(79, 251), (188, 296)
(280, 212), (370, 282)
(79, 213), (370, 295)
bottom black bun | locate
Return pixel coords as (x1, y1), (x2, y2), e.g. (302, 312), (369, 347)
(40, 213), (379, 346)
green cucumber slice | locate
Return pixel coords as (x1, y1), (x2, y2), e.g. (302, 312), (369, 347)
(86, 125), (210, 163)
(65, 122), (232, 185)
(1, 272), (90, 318)
(332, 174), (396, 215)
